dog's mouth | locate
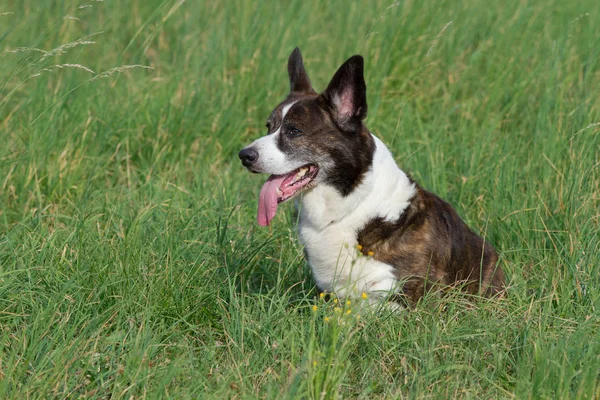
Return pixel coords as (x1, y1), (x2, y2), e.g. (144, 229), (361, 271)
(257, 164), (319, 226)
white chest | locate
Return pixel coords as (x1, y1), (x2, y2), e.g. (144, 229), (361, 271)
(296, 135), (416, 298)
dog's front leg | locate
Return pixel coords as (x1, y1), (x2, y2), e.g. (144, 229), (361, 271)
(332, 255), (399, 300)
(300, 223), (401, 302)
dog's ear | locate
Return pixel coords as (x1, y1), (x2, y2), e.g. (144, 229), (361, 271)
(321, 55), (367, 131)
(288, 47), (314, 94)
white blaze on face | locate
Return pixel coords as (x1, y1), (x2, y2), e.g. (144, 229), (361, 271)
(247, 101), (301, 175)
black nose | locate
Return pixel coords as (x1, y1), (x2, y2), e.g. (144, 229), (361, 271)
(238, 147), (259, 167)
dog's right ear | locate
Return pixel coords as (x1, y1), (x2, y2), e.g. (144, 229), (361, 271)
(288, 47), (315, 94)
(320, 55), (367, 132)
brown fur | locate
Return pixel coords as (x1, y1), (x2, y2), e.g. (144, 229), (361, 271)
(357, 184), (505, 304)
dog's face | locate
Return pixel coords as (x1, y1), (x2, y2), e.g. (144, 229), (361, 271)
(239, 48), (376, 226)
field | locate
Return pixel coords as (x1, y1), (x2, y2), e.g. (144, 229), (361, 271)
(1, 0), (599, 398)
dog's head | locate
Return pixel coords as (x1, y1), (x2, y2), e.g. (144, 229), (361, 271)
(239, 48), (375, 226)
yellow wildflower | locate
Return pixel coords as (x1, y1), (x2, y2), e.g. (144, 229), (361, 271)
(346, 300), (351, 306)
(361, 292), (368, 299)
(319, 292), (325, 299)
(367, 251), (374, 257)
(333, 298), (338, 304)
(312, 305), (317, 311)
(346, 309), (352, 315)
(356, 244), (363, 251)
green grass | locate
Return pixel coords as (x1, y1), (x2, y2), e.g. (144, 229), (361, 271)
(1, 0), (599, 398)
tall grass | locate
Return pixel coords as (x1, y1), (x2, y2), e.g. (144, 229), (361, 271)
(1, 0), (599, 398)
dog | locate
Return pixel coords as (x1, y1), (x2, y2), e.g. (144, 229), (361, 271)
(239, 48), (505, 305)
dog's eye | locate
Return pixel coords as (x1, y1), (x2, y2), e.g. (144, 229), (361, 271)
(266, 122), (272, 132)
(287, 127), (302, 136)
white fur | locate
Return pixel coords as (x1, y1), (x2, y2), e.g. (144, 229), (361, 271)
(245, 101), (304, 175)
(298, 135), (416, 300)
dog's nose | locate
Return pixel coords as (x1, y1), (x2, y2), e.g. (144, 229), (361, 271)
(238, 147), (259, 167)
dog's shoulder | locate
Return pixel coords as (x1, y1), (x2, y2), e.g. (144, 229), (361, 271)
(357, 185), (504, 300)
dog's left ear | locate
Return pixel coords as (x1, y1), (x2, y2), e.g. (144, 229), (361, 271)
(321, 55), (367, 131)
(288, 47), (315, 94)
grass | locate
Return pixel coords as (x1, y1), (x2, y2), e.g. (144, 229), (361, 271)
(1, 0), (599, 398)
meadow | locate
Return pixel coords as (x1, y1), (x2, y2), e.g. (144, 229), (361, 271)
(1, 0), (599, 398)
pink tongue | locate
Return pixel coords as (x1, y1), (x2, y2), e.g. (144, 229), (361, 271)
(257, 174), (287, 226)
